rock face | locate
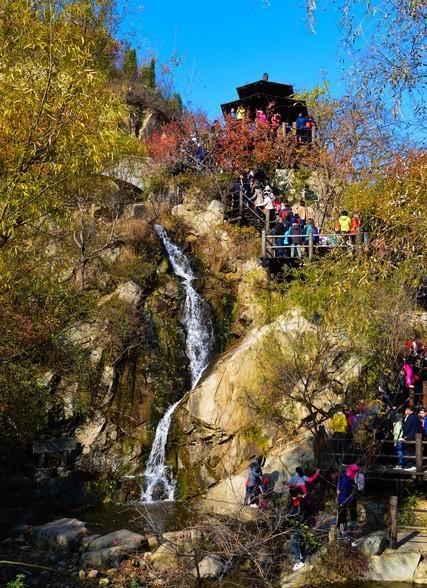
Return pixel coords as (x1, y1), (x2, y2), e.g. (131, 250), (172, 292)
(33, 518), (87, 552)
(171, 309), (360, 503)
(172, 198), (224, 236)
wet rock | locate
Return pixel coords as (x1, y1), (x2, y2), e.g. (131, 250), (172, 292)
(193, 554), (225, 579)
(33, 518), (87, 552)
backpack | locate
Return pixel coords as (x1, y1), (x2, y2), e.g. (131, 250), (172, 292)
(355, 471), (365, 492)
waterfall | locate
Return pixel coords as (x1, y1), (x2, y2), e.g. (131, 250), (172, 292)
(140, 224), (214, 502)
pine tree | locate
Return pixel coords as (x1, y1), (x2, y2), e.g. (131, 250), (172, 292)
(123, 47), (138, 80)
(141, 57), (156, 89)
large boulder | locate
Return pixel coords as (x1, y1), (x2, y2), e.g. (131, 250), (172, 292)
(81, 529), (146, 569)
(85, 529), (146, 552)
(171, 309), (358, 501)
(150, 528), (203, 571)
(33, 518), (87, 552)
(368, 550), (421, 582)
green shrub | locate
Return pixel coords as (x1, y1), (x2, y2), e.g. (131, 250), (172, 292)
(6, 575), (26, 588)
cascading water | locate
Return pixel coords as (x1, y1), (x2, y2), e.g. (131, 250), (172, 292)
(140, 224), (214, 502)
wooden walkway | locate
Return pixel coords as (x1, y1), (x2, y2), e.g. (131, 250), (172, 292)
(223, 191), (364, 269)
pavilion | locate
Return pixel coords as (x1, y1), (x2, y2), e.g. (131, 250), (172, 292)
(220, 73), (308, 124)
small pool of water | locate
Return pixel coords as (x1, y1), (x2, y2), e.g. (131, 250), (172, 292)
(69, 500), (195, 536)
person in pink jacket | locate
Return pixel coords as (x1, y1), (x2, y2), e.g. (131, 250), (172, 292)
(402, 361), (415, 389)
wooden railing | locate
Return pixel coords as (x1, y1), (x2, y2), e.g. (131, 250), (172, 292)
(389, 495), (427, 549)
(324, 434), (427, 475)
(281, 121), (317, 143)
(261, 230), (367, 260)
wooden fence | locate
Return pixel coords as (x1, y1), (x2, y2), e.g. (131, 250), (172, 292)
(261, 230), (367, 260)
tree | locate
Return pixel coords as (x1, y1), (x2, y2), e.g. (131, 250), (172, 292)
(0, 0), (126, 248)
(141, 57), (156, 89)
(0, 0), (134, 453)
(123, 47), (138, 80)
(305, 1), (427, 128)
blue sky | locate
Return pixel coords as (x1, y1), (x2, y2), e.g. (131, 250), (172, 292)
(117, 0), (349, 119)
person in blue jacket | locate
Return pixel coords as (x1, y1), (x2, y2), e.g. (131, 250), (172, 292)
(402, 406), (420, 470)
(296, 113), (307, 130)
(337, 464), (359, 544)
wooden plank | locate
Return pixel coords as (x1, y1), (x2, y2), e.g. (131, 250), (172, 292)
(33, 438), (76, 454)
(261, 230), (266, 258)
(416, 433), (423, 473)
(389, 496), (398, 549)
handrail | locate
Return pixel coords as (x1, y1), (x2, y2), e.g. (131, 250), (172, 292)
(262, 230), (367, 259)
(326, 433), (426, 473)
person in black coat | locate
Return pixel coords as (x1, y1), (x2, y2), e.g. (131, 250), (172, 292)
(402, 406), (419, 470)
(273, 217), (286, 257)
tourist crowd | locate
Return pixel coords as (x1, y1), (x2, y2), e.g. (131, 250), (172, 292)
(244, 457), (364, 570)
(229, 106), (316, 143)
(243, 337), (426, 571)
(231, 171), (366, 257)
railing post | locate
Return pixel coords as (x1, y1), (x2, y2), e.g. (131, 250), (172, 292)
(416, 433), (423, 473)
(282, 122), (286, 137)
(265, 211), (270, 235)
(239, 189), (243, 224)
(355, 230), (362, 256)
(389, 495), (398, 549)
(311, 125), (316, 143)
(308, 231), (313, 260)
(423, 380), (427, 408)
(261, 229), (266, 258)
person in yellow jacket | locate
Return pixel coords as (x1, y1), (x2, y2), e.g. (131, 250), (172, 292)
(236, 105), (246, 120)
(330, 409), (348, 456)
(337, 210), (351, 233)
(331, 411), (348, 434)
